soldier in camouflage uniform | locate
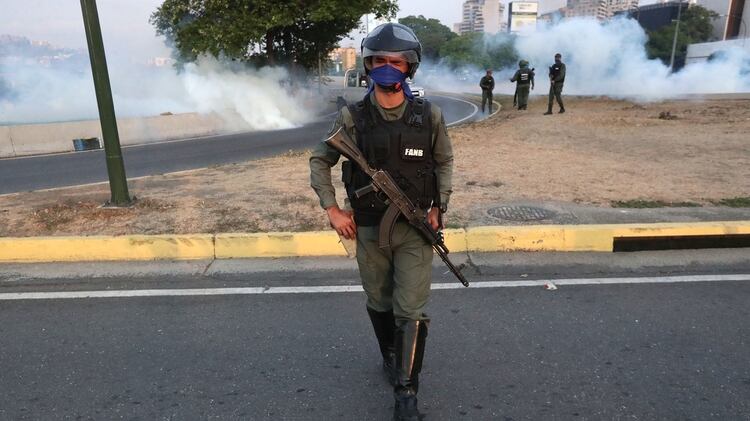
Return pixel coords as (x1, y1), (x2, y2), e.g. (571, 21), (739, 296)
(545, 53), (566, 115)
(479, 69), (495, 113)
(309, 23), (454, 421)
(510, 60), (535, 110)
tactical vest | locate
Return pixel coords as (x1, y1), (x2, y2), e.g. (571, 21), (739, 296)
(550, 63), (565, 83)
(518, 69), (531, 85)
(342, 96), (437, 226)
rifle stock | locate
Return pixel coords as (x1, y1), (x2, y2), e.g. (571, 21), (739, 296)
(324, 127), (371, 175)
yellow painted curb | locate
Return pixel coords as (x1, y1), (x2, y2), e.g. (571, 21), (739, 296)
(0, 235), (215, 262)
(0, 221), (748, 262)
(215, 231), (347, 258)
(465, 221), (750, 252)
(442, 228), (469, 253)
(216, 228), (468, 259)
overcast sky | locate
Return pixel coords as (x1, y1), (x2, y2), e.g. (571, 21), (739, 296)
(0, 0), (585, 60)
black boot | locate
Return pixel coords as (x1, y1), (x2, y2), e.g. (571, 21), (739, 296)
(366, 307), (397, 385)
(544, 108), (553, 115)
(393, 320), (428, 421)
(559, 107), (565, 114)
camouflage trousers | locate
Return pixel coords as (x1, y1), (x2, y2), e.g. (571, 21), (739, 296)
(516, 84), (530, 108)
(356, 220), (433, 325)
(548, 82), (564, 111)
(481, 90), (494, 113)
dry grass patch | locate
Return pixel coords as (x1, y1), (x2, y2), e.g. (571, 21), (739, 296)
(0, 96), (748, 237)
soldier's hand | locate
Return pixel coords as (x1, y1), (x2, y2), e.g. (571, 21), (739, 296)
(427, 207), (442, 231)
(326, 205), (357, 240)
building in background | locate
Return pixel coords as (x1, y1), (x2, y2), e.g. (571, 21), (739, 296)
(608, 0), (640, 17)
(458, 0), (483, 33)
(564, 0), (609, 19)
(686, 0), (748, 63)
(456, 0), (507, 34)
(615, 1), (689, 31)
(696, 0), (749, 40)
(508, 1), (539, 32)
(549, 0), (638, 21)
(686, 38), (750, 63)
(538, 8), (566, 23)
(483, 0), (508, 33)
(328, 47), (357, 75)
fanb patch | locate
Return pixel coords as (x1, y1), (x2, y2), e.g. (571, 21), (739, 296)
(402, 145), (425, 161)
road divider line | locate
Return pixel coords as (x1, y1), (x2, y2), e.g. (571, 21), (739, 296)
(2, 274), (749, 301)
(432, 94), (480, 127)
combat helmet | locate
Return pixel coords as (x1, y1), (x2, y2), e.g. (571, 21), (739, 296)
(361, 22), (422, 78)
(519, 59), (529, 68)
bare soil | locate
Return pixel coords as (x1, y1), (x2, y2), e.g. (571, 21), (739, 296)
(1, 96), (748, 237)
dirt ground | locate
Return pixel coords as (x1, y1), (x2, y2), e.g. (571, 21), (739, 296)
(1, 96), (748, 237)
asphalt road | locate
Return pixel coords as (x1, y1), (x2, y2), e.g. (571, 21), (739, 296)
(0, 95), (479, 195)
(1, 255), (749, 420)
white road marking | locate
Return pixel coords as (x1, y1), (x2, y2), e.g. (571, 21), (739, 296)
(1, 274), (749, 301)
(489, 100), (501, 117)
(432, 95), (480, 127)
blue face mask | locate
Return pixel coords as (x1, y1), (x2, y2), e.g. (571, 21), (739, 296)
(367, 64), (413, 99)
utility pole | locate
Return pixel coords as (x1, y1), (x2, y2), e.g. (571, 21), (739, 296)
(318, 52), (323, 93)
(80, 0), (131, 206)
(668, 0), (684, 72)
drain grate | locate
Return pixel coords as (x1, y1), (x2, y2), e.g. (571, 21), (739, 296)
(487, 205), (557, 222)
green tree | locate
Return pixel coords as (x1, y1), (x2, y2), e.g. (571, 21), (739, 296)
(440, 32), (482, 68)
(646, 5), (718, 68)
(398, 15), (456, 60)
(440, 32), (518, 70)
(150, 0), (398, 71)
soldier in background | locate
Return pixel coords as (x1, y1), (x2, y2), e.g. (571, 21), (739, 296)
(545, 53), (566, 115)
(510, 60), (534, 110)
(479, 69), (495, 113)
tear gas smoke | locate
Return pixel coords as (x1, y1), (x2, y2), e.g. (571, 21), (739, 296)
(0, 46), (316, 128)
(418, 17), (750, 100)
(180, 58), (316, 131)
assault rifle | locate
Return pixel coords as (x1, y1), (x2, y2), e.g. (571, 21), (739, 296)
(325, 127), (469, 287)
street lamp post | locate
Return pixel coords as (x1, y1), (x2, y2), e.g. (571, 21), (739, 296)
(669, 0), (684, 71)
(80, 0), (132, 206)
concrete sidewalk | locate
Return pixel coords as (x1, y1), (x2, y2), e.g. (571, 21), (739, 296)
(0, 201), (748, 263)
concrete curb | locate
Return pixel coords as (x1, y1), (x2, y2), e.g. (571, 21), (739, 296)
(1, 221), (748, 263)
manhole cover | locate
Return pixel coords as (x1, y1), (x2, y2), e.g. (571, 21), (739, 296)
(487, 205), (557, 222)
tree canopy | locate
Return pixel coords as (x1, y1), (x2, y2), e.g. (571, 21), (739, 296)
(440, 32), (518, 70)
(398, 15), (456, 61)
(646, 5), (718, 69)
(150, 0), (398, 70)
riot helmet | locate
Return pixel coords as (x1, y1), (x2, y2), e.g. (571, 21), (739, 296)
(519, 60), (529, 68)
(361, 22), (422, 78)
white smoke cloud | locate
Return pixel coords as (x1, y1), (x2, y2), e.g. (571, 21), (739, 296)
(515, 17), (750, 99)
(419, 17), (750, 100)
(0, 51), (316, 129)
(180, 57), (316, 131)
